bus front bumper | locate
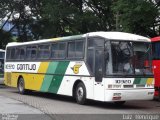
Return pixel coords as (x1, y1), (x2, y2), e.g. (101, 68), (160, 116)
(105, 89), (154, 101)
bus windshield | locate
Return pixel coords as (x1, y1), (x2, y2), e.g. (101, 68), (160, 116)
(105, 41), (152, 76)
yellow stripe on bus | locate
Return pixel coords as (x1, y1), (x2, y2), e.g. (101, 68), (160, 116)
(33, 62), (49, 90)
(146, 78), (154, 85)
(24, 62), (49, 91)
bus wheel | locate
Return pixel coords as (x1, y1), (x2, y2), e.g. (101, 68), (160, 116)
(18, 77), (26, 94)
(114, 101), (126, 105)
(75, 82), (86, 105)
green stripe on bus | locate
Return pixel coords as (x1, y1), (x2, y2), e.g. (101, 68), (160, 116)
(40, 75), (53, 92)
(40, 62), (58, 92)
(48, 61), (69, 93)
(133, 78), (141, 84)
(139, 78), (147, 85)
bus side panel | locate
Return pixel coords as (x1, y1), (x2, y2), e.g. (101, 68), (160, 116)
(11, 73), (20, 87)
(4, 72), (12, 86)
(24, 62), (49, 91)
(57, 61), (93, 99)
(40, 61), (70, 93)
(57, 76), (94, 99)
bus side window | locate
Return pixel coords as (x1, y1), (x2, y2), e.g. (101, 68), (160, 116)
(51, 43), (59, 59)
(58, 43), (66, 58)
(31, 46), (37, 59)
(15, 48), (21, 60)
(68, 40), (84, 59)
(38, 44), (50, 59)
(68, 42), (75, 58)
(10, 48), (16, 60)
(75, 41), (84, 58)
(20, 48), (25, 60)
(6, 48), (11, 60)
(26, 46), (37, 60)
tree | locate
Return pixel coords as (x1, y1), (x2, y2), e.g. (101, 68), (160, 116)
(0, 30), (12, 49)
(112, 0), (159, 37)
(0, 0), (160, 44)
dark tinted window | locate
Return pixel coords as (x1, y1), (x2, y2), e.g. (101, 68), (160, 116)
(26, 46), (37, 59)
(87, 49), (94, 74)
(68, 42), (75, 58)
(86, 38), (104, 74)
(6, 48), (11, 60)
(10, 48), (16, 59)
(15, 47), (26, 60)
(59, 43), (66, 58)
(68, 40), (84, 58)
(152, 42), (160, 59)
(76, 41), (84, 58)
(51, 43), (58, 58)
(19, 48), (25, 60)
(38, 44), (50, 59)
(88, 38), (104, 48)
(51, 43), (66, 59)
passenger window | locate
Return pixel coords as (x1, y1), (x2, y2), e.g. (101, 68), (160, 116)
(68, 42), (75, 58)
(6, 48), (11, 60)
(68, 40), (84, 58)
(51, 43), (59, 59)
(38, 45), (50, 59)
(19, 48), (25, 60)
(10, 48), (16, 60)
(51, 43), (66, 59)
(16, 47), (25, 60)
(59, 43), (66, 58)
(26, 46), (37, 60)
(76, 41), (84, 58)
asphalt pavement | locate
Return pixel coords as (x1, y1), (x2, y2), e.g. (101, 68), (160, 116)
(0, 85), (160, 120)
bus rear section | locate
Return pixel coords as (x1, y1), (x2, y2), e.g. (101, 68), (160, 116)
(151, 36), (160, 100)
(0, 49), (5, 84)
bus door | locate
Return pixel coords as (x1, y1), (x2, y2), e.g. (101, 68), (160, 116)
(94, 48), (105, 101)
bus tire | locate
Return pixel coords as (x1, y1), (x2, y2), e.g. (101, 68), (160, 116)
(75, 82), (86, 105)
(18, 77), (26, 94)
(114, 101), (126, 105)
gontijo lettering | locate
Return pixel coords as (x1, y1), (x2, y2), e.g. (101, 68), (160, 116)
(17, 64), (36, 70)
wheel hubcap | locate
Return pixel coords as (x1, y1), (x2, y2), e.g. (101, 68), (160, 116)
(77, 87), (83, 101)
(19, 81), (24, 92)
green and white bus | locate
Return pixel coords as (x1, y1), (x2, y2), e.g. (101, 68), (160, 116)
(4, 32), (154, 105)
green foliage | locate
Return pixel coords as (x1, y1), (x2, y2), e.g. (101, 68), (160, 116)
(112, 0), (159, 37)
(0, 30), (12, 49)
(0, 0), (159, 47)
